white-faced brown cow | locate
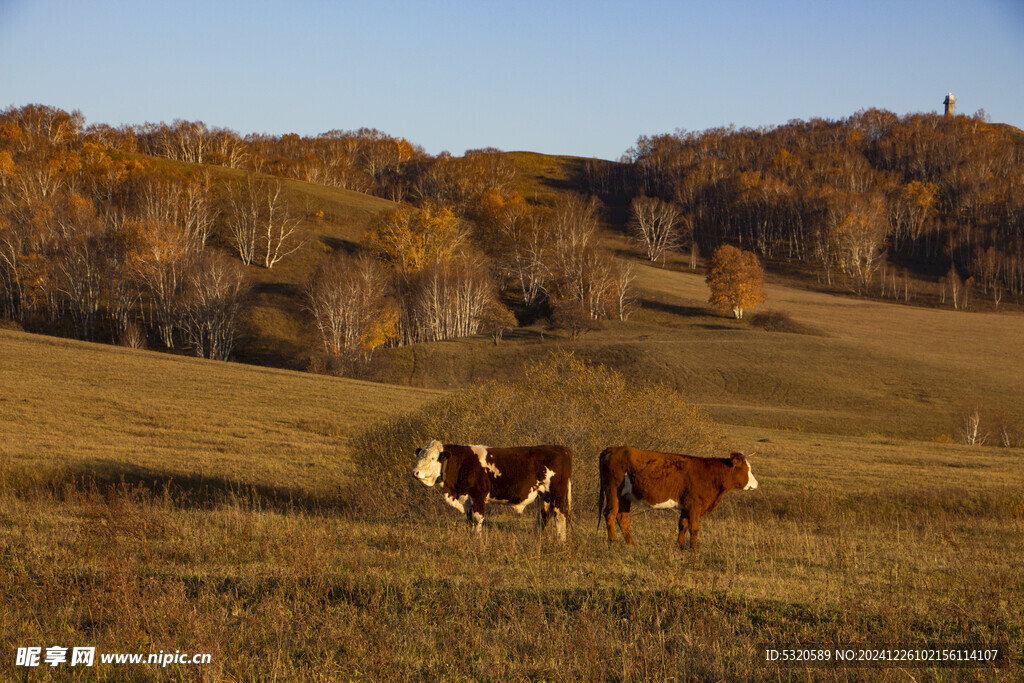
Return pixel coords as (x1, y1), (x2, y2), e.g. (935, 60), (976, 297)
(413, 440), (572, 539)
(598, 446), (758, 549)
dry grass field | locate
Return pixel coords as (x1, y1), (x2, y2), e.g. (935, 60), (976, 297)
(2, 299), (1023, 680)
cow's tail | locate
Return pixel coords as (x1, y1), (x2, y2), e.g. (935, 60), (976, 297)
(596, 447), (610, 530)
(563, 448), (573, 525)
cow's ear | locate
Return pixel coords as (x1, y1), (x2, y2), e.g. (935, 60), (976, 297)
(730, 452), (745, 465)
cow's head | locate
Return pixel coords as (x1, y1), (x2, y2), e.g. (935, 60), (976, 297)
(412, 440), (446, 486)
(729, 452), (759, 491)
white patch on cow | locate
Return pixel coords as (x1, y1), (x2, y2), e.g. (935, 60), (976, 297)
(621, 473), (676, 510)
(412, 439), (445, 487)
(620, 473), (641, 503)
(512, 492), (539, 514)
(442, 492), (466, 513)
(472, 511), (484, 534)
(744, 464), (759, 490)
(471, 445), (500, 477)
(512, 467), (555, 514)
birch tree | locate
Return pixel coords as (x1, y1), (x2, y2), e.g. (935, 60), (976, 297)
(179, 250), (249, 360)
(629, 195), (681, 262)
(305, 253), (398, 362)
(227, 177), (304, 268)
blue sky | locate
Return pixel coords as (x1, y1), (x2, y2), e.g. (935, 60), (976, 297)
(1, 0), (1021, 160)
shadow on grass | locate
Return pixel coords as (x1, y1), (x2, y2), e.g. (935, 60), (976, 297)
(17, 460), (358, 518)
(319, 235), (361, 254)
(639, 299), (711, 319)
(250, 281), (303, 298)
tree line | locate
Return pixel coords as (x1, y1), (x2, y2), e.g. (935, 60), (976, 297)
(595, 109), (1024, 301)
(5, 102), (1022, 369)
(0, 104), (634, 369)
(0, 104), (304, 359)
(306, 190), (636, 367)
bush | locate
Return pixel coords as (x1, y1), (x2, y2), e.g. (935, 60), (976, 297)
(350, 351), (723, 520)
(748, 309), (823, 336)
(747, 309), (792, 332)
(548, 299), (601, 339)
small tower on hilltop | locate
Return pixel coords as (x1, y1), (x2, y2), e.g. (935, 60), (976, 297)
(944, 92), (955, 116)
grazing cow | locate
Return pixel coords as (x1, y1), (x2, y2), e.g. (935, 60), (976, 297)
(598, 447), (758, 549)
(412, 440), (572, 539)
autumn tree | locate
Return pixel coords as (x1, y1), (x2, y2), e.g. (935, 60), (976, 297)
(706, 245), (765, 319)
(478, 300), (517, 345)
(546, 194), (599, 310)
(612, 259), (636, 321)
(629, 195), (681, 262)
(179, 250), (249, 360)
(542, 195), (632, 321)
(829, 197), (888, 293)
(226, 177), (304, 268)
(411, 149), (516, 213)
(481, 192), (550, 307)
(404, 257), (497, 342)
(363, 202), (466, 276)
(305, 253), (398, 362)
(0, 212), (31, 321)
(549, 299), (600, 340)
(128, 217), (193, 348)
(50, 193), (106, 339)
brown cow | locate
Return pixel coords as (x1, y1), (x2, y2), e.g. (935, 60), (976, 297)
(598, 446), (758, 549)
(413, 440), (573, 539)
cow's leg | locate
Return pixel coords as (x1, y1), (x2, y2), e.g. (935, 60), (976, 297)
(468, 495), (486, 535)
(552, 509), (569, 540)
(603, 486), (619, 542)
(550, 494), (568, 541)
(687, 512), (701, 551)
(617, 498), (635, 545)
(541, 495), (555, 530)
(677, 513), (690, 549)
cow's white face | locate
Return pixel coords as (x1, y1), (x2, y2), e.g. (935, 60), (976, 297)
(744, 461), (759, 490)
(412, 440), (445, 486)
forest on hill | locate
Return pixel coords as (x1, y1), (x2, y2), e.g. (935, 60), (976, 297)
(593, 109), (1024, 298)
(1, 103), (1022, 372)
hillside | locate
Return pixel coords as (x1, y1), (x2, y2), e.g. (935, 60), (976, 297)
(0, 327), (439, 498)
(361, 263), (1024, 443)
(109, 153), (399, 368)
(81, 150), (1022, 445)
(6, 105), (1024, 391)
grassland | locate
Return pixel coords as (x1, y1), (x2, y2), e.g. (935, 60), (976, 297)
(0, 329), (439, 498)
(2, 316), (1023, 680)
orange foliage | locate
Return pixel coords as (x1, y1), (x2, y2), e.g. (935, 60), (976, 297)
(706, 245), (765, 319)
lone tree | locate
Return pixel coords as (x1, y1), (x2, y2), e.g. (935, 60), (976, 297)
(706, 245), (765, 319)
(479, 301), (517, 345)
